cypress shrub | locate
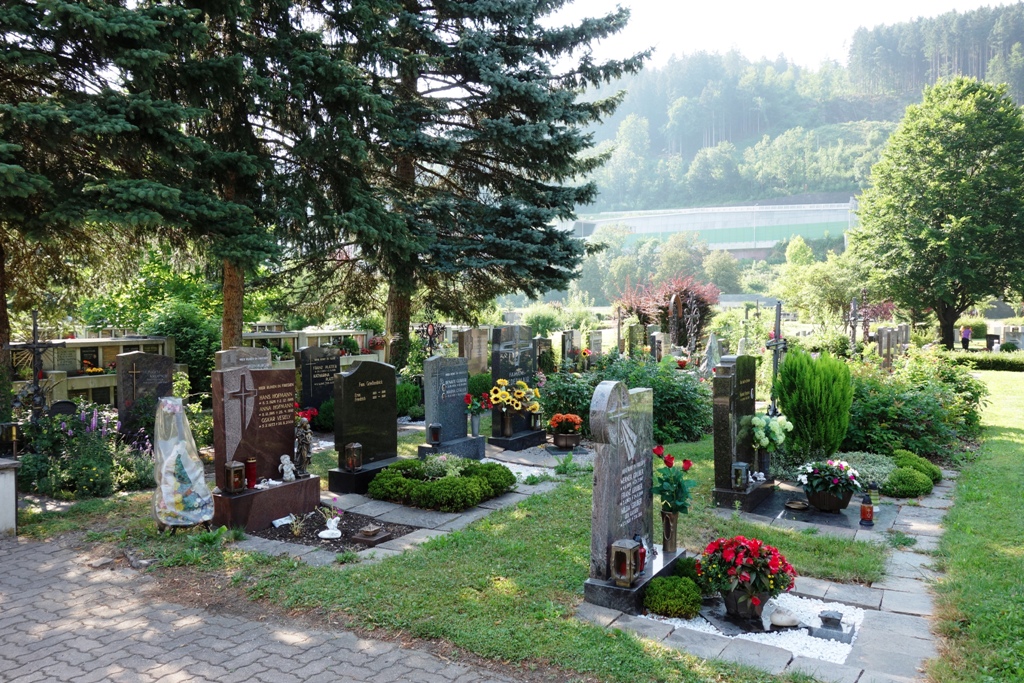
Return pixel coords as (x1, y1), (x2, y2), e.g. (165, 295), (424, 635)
(776, 349), (853, 460)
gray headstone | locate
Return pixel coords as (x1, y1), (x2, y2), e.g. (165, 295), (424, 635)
(334, 361), (397, 465)
(459, 328), (489, 376)
(52, 348), (78, 373)
(533, 335), (552, 359)
(700, 333), (722, 376)
(561, 329), (581, 366)
(117, 351), (174, 428)
(627, 324), (646, 355)
(297, 346), (340, 409)
(712, 355), (757, 491)
(211, 365), (296, 490)
(423, 356), (469, 442)
(589, 381), (654, 581)
(491, 325), (535, 436)
(589, 331), (603, 357)
(215, 347), (273, 371)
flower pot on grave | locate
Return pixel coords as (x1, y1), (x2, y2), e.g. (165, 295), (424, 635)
(552, 432), (581, 450)
(722, 589), (770, 620)
(470, 414), (481, 437)
(804, 488), (854, 513)
(501, 411), (514, 438)
(661, 510), (679, 553)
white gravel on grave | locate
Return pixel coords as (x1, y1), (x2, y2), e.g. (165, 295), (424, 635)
(644, 593), (865, 664)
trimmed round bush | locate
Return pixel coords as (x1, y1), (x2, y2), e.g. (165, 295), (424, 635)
(366, 468), (416, 501)
(409, 476), (487, 512)
(673, 557), (714, 596)
(467, 373), (492, 399)
(881, 467), (933, 498)
(644, 576), (702, 619)
(892, 449), (942, 484)
(463, 462), (516, 497)
(310, 398), (334, 432)
(396, 383), (421, 417)
(1002, 342), (1019, 352)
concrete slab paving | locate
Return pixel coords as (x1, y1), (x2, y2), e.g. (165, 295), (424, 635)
(662, 628), (730, 660)
(609, 614), (673, 642)
(435, 506), (494, 532)
(574, 603), (621, 629)
(785, 656), (863, 683)
(870, 575), (930, 593)
(321, 492), (373, 510)
(823, 582), (884, 610)
(792, 575), (832, 599)
(881, 590), (934, 617)
(376, 528), (447, 552)
(716, 639), (792, 675)
(477, 491), (529, 510)
(374, 506), (461, 528)
(346, 499), (404, 518)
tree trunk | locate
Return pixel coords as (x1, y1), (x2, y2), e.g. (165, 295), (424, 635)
(385, 272), (414, 371)
(936, 303), (959, 351)
(222, 259), (244, 350)
(0, 241), (11, 422)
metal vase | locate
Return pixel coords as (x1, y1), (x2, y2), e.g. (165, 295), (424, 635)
(470, 413), (481, 437)
(661, 510), (679, 553)
(501, 410), (514, 438)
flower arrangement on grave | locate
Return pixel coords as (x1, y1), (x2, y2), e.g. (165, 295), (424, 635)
(650, 445), (695, 514)
(547, 413), (582, 435)
(750, 412), (793, 452)
(81, 360), (105, 375)
(464, 392), (493, 416)
(798, 459), (862, 496)
(488, 379), (541, 415)
(368, 335), (387, 350)
(698, 535), (796, 612)
(294, 403), (319, 424)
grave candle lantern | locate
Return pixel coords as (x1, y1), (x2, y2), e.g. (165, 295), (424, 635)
(245, 457), (258, 489)
(868, 481), (879, 507)
(428, 423), (442, 445)
(224, 460), (246, 494)
(344, 442), (363, 472)
(859, 494), (874, 527)
(731, 462), (749, 490)
(610, 539), (642, 588)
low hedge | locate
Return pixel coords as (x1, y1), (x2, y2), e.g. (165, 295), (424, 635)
(941, 350), (1024, 372)
(881, 467), (933, 498)
(644, 576), (702, 619)
(892, 449), (942, 484)
(366, 457), (516, 512)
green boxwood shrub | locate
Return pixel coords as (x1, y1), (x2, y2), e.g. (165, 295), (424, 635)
(892, 449), (942, 484)
(409, 476), (488, 512)
(311, 398), (334, 432)
(462, 461), (516, 496)
(396, 383), (421, 417)
(1002, 342), (1019, 352)
(881, 467), (933, 498)
(644, 576), (702, 619)
(366, 458), (516, 512)
(776, 349), (852, 461)
(673, 556), (714, 596)
(467, 372), (492, 399)
(943, 350), (1024, 371)
(407, 404), (425, 421)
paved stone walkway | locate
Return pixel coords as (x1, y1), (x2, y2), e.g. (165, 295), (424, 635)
(0, 536), (519, 683)
(577, 470), (957, 683)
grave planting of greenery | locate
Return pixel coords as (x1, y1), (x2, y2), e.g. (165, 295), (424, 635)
(366, 457), (516, 512)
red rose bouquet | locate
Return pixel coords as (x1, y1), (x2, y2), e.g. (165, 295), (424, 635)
(650, 445), (695, 513)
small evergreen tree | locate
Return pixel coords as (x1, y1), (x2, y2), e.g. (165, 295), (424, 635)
(776, 349), (853, 460)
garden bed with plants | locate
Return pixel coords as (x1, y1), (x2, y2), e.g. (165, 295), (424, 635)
(366, 456), (516, 512)
(247, 506), (418, 554)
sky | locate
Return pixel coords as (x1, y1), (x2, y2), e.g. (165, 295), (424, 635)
(552, 0), (1021, 70)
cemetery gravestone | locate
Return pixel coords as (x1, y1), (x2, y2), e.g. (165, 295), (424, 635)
(418, 356), (484, 459)
(214, 347), (273, 371)
(561, 329), (581, 368)
(297, 346), (340, 409)
(328, 360), (399, 493)
(711, 355), (773, 512)
(583, 380), (682, 615)
(589, 330), (603, 357)
(489, 325), (546, 450)
(699, 333), (722, 377)
(80, 346), (99, 369)
(627, 324), (646, 356)
(459, 328), (489, 376)
(52, 348), (79, 373)
(116, 351), (174, 431)
(212, 355), (319, 531)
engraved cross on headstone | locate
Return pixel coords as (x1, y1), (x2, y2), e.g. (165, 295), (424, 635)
(127, 363), (141, 403)
(3, 310), (66, 422)
(227, 374), (256, 430)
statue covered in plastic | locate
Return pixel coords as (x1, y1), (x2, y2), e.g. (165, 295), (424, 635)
(153, 397), (214, 529)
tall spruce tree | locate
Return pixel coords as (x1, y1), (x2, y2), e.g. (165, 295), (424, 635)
(325, 0), (647, 368)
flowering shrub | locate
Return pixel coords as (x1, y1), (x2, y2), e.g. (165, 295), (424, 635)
(650, 445), (695, 513)
(464, 392), (493, 416)
(798, 459), (862, 496)
(750, 413), (793, 452)
(697, 536), (796, 605)
(548, 413), (582, 434)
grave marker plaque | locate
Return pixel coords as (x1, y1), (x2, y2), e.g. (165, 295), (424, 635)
(116, 351), (174, 429)
(488, 326), (545, 450)
(712, 355), (772, 511)
(334, 361), (397, 465)
(459, 328), (489, 376)
(214, 347), (273, 371)
(418, 356), (484, 459)
(589, 331), (603, 357)
(297, 346), (339, 409)
(80, 347), (99, 369)
(52, 348), (79, 373)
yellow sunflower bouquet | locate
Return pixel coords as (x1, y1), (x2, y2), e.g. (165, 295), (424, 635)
(489, 378), (541, 415)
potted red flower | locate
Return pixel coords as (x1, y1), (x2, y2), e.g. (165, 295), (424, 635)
(697, 535), (797, 619)
(464, 392), (492, 437)
(548, 413), (583, 450)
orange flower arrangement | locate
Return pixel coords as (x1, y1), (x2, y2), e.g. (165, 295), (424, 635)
(548, 413), (582, 435)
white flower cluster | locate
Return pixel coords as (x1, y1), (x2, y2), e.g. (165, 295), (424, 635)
(751, 413), (794, 451)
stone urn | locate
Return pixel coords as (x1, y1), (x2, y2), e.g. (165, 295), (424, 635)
(470, 414), (481, 437)
(722, 589), (770, 620)
(500, 411), (514, 438)
(552, 432), (581, 450)
(805, 489), (854, 513)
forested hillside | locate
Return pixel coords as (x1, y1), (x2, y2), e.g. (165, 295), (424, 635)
(585, 2), (1024, 213)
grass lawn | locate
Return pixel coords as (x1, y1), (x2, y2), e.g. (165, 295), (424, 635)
(930, 370), (1024, 682)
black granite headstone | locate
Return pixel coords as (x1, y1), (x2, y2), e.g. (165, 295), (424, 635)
(488, 325), (545, 450)
(297, 346), (340, 409)
(712, 354), (772, 511)
(116, 351), (174, 429)
(328, 361), (399, 493)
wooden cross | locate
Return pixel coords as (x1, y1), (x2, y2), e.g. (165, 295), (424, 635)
(3, 310), (66, 422)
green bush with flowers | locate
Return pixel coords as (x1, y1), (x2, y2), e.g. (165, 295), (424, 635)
(797, 459), (863, 496)
(750, 412), (793, 451)
(697, 536), (797, 608)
